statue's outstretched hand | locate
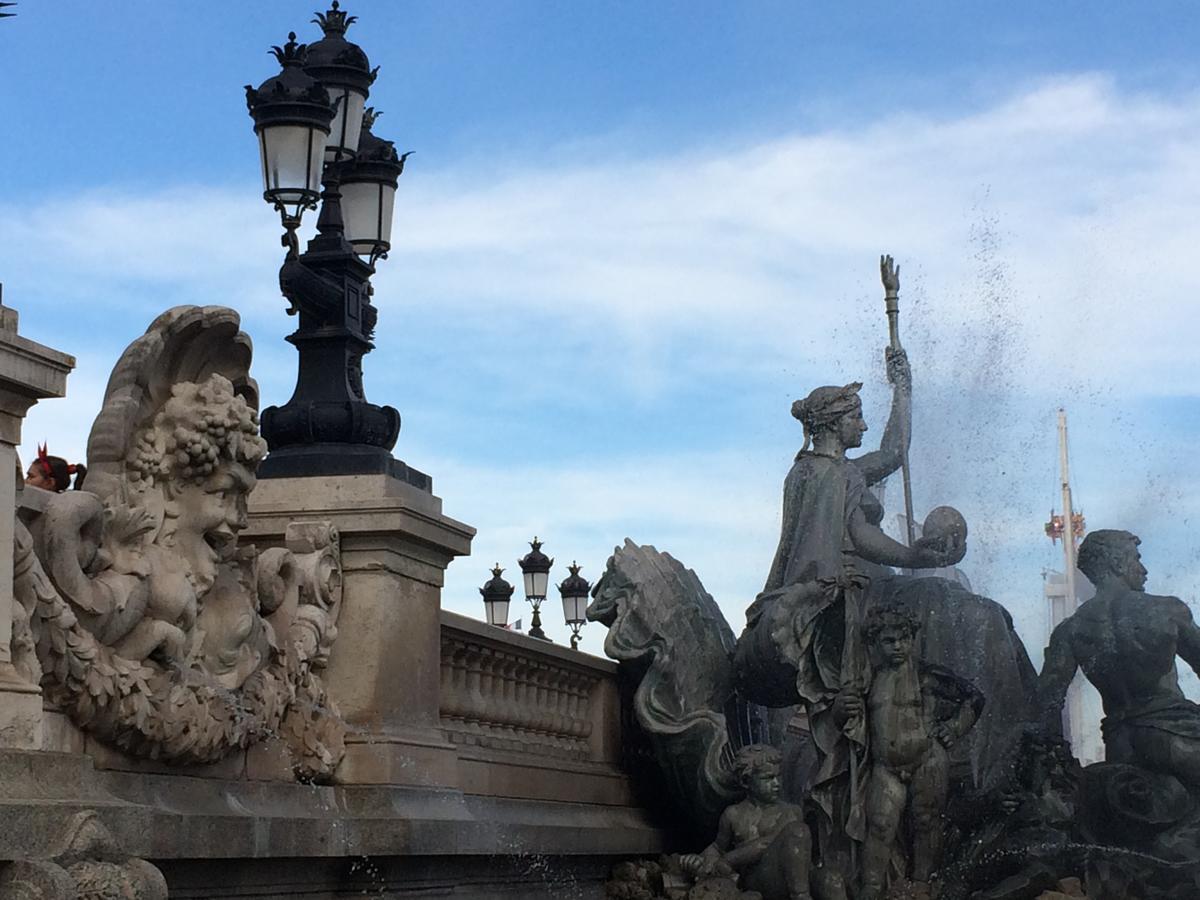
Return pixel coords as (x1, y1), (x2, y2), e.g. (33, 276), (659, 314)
(885, 346), (911, 391)
(914, 532), (966, 568)
(880, 254), (900, 297)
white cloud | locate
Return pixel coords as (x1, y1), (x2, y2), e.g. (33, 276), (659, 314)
(8, 73), (1200, 678)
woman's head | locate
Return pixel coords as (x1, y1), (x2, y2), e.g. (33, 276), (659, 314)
(25, 446), (86, 493)
(791, 382), (866, 451)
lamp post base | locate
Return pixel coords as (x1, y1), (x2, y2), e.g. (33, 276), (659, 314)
(257, 443), (431, 491)
(528, 604), (551, 642)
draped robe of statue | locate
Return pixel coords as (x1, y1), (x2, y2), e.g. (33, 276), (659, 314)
(736, 449), (871, 868)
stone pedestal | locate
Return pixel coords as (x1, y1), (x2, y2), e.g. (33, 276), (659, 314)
(244, 472), (475, 787)
(0, 304), (73, 749)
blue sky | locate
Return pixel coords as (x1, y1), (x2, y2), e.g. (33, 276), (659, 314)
(4, 1), (1200, 712)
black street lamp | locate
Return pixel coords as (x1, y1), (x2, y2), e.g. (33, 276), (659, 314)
(245, 33), (333, 251)
(245, 4), (428, 488)
(517, 537), (554, 641)
(305, 1), (375, 164)
(557, 562), (591, 650)
(479, 564), (514, 628)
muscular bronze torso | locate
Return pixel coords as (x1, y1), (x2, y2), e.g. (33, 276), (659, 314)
(1064, 592), (1189, 717)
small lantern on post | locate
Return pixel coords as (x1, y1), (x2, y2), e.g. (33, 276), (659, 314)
(336, 108), (410, 266)
(558, 562), (591, 650)
(245, 32), (335, 257)
(304, 0), (376, 163)
(517, 537), (553, 641)
(479, 564), (514, 628)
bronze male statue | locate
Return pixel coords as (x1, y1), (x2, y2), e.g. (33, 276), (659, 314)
(1038, 529), (1200, 785)
(854, 603), (982, 899)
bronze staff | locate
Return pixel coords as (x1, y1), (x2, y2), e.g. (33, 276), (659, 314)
(880, 254), (916, 547)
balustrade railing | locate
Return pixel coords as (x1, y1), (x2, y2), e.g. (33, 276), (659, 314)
(439, 612), (613, 761)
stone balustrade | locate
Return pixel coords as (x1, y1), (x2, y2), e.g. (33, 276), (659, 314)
(439, 611), (620, 766)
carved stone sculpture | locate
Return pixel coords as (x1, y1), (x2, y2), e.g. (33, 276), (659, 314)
(11, 306), (345, 777)
(0, 810), (168, 900)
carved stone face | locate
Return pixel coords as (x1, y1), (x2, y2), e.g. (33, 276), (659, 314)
(835, 401), (868, 450)
(168, 461), (255, 594)
(873, 624), (915, 667)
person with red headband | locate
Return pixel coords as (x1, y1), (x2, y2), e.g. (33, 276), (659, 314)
(24, 443), (86, 493)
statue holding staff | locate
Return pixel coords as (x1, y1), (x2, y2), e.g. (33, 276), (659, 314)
(733, 257), (965, 873)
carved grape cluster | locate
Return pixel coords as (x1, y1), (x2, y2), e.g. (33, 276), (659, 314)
(128, 374), (268, 485)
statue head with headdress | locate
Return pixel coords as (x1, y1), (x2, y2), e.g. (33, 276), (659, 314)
(791, 382), (865, 452)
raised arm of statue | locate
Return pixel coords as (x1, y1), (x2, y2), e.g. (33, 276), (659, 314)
(1035, 622), (1079, 737)
(853, 346), (912, 486)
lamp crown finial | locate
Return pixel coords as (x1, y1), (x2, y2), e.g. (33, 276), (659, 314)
(313, 1), (357, 36)
(269, 32), (307, 68)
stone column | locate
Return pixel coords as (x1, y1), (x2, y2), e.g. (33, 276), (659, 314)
(0, 304), (74, 748)
(245, 473), (474, 787)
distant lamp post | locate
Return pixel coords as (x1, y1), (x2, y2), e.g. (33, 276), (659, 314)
(558, 562), (591, 650)
(245, 4), (425, 486)
(479, 564), (514, 628)
(517, 537), (554, 641)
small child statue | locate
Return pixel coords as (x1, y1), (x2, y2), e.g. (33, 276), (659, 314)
(680, 744), (847, 900)
(851, 602), (984, 900)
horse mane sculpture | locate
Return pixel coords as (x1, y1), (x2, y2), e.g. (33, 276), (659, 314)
(13, 306), (345, 780)
(587, 539), (756, 835)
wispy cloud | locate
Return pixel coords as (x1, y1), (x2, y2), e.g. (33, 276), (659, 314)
(7, 74), (1200, 670)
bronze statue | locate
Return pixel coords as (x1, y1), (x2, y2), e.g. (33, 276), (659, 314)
(1038, 529), (1200, 784)
(854, 604), (982, 900)
(681, 745), (846, 900)
(733, 295), (965, 868)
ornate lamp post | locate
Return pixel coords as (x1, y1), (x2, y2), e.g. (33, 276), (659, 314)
(517, 537), (553, 641)
(245, 4), (423, 486)
(557, 562), (591, 650)
(479, 564), (514, 628)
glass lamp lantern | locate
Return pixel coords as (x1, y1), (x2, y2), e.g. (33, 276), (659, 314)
(245, 33), (334, 240)
(336, 108), (408, 264)
(306, 1), (377, 162)
(480, 564), (514, 628)
(557, 562), (591, 650)
(518, 537), (554, 641)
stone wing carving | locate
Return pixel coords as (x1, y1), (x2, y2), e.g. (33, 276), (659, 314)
(14, 306), (345, 779)
(587, 539), (745, 834)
